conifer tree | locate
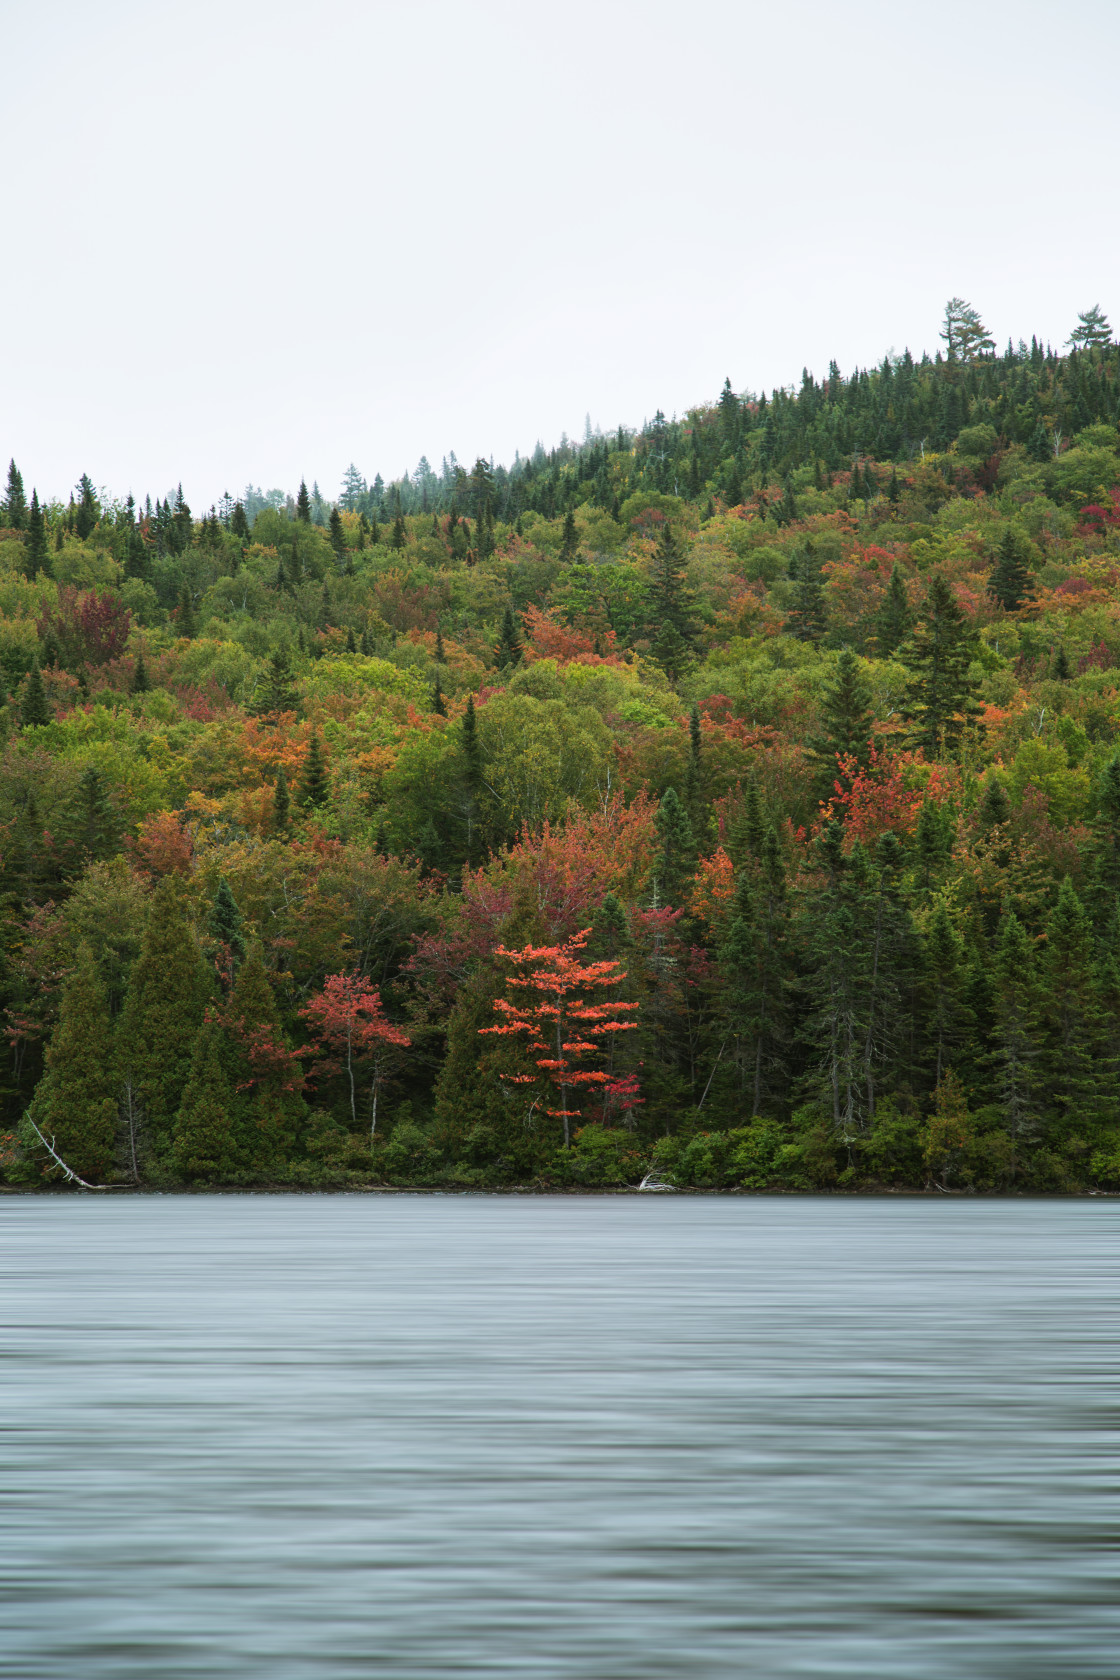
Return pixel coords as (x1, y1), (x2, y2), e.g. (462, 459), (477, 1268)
(650, 619), (691, 682)
(297, 731), (331, 808)
(1089, 755), (1120, 912)
(435, 627), (445, 664)
(117, 878), (210, 1162)
(177, 587), (197, 639)
(24, 943), (118, 1182)
(495, 606), (523, 670)
(978, 776), (1011, 828)
(989, 527), (1034, 611)
(67, 766), (121, 864)
(329, 506), (346, 560)
(923, 901), (971, 1086)
(224, 944), (305, 1172)
(682, 703), (712, 847)
(171, 1019), (243, 1183)
(20, 660), (50, 729)
(784, 544), (827, 642)
(988, 910), (1041, 1144)
(209, 878), (246, 974)
(130, 650), (151, 694)
(252, 646), (300, 718)
(272, 764), (291, 834)
(887, 468), (901, 505)
(230, 501), (250, 539)
(559, 509), (578, 561)
(875, 565), (914, 657)
(901, 574), (981, 758)
(345, 627), (357, 654)
(653, 787), (697, 906)
(1067, 304), (1112, 351)
(431, 672), (447, 716)
(649, 522), (694, 642)
(3, 459), (26, 528)
(1040, 878), (1115, 1132)
(390, 514), (406, 550)
(74, 473), (99, 540)
(24, 489), (48, 577)
(806, 649), (875, 797)
(1052, 645), (1072, 682)
(296, 480), (312, 522)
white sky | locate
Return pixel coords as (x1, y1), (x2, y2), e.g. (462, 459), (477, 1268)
(4, 0), (1119, 510)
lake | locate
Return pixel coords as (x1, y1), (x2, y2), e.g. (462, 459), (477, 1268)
(1, 1194), (1115, 1677)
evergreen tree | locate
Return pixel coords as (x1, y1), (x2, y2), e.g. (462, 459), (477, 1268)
(130, 650), (151, 694)
(784, 543), (827, 642)
(345, 627), (357, 654)
(653, 787), (697, 906)
(989, 527), (1034, 611)
(171, 1019), (243, 1183)
(940, 297), (995, 361)
(887, 468), (901, 505)
(435, 627), (445, 664)
(495, 606), (523, 670)
(74, 473), (99, 539)
(875, 565), (913, 656)
(20, 660), (50, 729)
(977, 776), (1011, 828)
(209, 878), (246, 973)
(251, 646), (300, 718)
(650, 619), (691, 682)
(1067, 304), (1112, 351)
(2, 459), (26, 528)
(682, 703), (712, 847)
(297, 731), (331, 808)
(230, 501), (250, 539)
(988, 910), (1042, 1145)
(720, 831), (789, 1117)
(923, 901), (970, 1086)
(296, 480), (312, 522)
(431, 672), (447, 716)
(224, 944), (305, 1174)
(901, 574), (981, 758)
(559, 509), (578, 562)
(66, 765), (121, 865)
(1040, 878), (1115, 1133)
(390, 514), (407, 550)
(1053, 645), (1072, 682)
(329, 506), (346, 560)
(1089, 755), (1120, 912)
(649, 522), (694, 642)
(272, 764), (291, 834)
(117, 878), (210, 1164)
(177, 587), (198, 639)
(914, 797), (953, 891)
(806, 649), (875, 797)
(24, 944), (118, 1182)
(24, 489), (48, 577)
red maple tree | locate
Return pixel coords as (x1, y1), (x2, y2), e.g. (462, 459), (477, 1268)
(300, 972), (411, 1137)
(479, 929), (638, 1146)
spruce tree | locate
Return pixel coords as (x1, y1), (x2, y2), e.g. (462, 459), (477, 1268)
(649, 522), (694, 642)
(67, 765), (121, 865)
(901, 574), (981, 758)
(117, 878), (210, 1162)
(3, 459), (26, 528)
(784, 543), (827, 642)
(209, 878), (246, 972)
(435, 627), (445, 664)
(24, 490), (48, 577)
(988, 910), (1042, 1145)
(989, 527), (1033, 611)
(653, 787), (697, 906)
(875, 565), (913, 657)
(431, 673), (447, 716)
(650, 620), (691, 682)
(225, 944), (305, 1174)
(923, 901), (971, 1086)
(20, 660), (50, 729)
(177, 587), (198, 639)
(272, 764), (291, 834)
(682, 703), (712, 847)
(252, 646), (300, 718)
(296, 480), (312, 523)
(297, 731), (331, 808)
(74, 473), (99, 539)
(329, 506), (346, 560)
(559, 509), (578, 562)
(806, 649), (875, 797)
(1040, 878), (1115, 1133)
(130, 650), (151, 694)
(1053, 645), (1072, 682)
(171, 1019), (243, 1183)
(24, 943), (118, 1183)
(495, 606), (523, 670)
(390, 514), (407, 550)
(230, 501), (250, 539)
(887, 468), (901, 505)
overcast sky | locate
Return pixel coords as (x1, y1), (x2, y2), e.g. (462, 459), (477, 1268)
(5, 0), (1119, 511)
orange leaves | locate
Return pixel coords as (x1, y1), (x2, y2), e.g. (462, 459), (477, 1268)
(824, 747), (956, 843)
(130, 810), (194, 877)
(691, 846), (735, 935)
(521, 605), (621, 665)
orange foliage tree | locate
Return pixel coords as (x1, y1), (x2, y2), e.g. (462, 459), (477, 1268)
(479, 929), (638, 1146)
(300, 972), (411, 1138)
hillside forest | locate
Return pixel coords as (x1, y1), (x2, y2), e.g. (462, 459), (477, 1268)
(4, 299), (1120, 1194)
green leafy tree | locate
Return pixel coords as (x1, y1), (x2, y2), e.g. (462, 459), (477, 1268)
(24, 944), (118, 1183)
(901, 574), (981, 758)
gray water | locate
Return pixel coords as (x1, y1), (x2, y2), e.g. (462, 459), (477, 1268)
(1, 1196), (1115, 1678)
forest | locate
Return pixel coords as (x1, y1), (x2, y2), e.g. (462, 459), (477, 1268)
(3, 299), (1120, 1194)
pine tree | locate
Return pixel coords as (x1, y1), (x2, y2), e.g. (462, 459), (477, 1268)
(74, 473), (99, 539)
(978, 776), (1011, 828)
(171, 1019), (243, 1183)
(390, 514), (407, 550)
(209, 878), (246, 974)
(901, 574), (981, 758)
(682, 703), (712, 847)
(329, 506), (346, 560)
(806, 649), (875, 796)
(130, 650), (151, 694)
(177, 587), (197, 639)
(940, 297), (995, 361)
(848, 461), (865, 503)
(230, 501), (250, 539)
(272, 764), (291, 834)
(887, 468), (901, 505)
(875, 565), (913, 656)
(2, 459), (26, 528)
(224, 944), (305, 1174)
(649, 522), (694, 642)
(345, 627), (357, 654)
(117, 879), (210, 1165)
(435, 627), (445, 664)
(650, 620), (691, 682)
(989, 527), (1034, 611)
(559, 509), (578, 561)
(24, 944), (118, 1182)
(923, 901), (971, 1086)
(67, 765), (121, 864)
(1053, 645), (1072, 682)
(297, 731), (331, 808)
(495, 606), (523, 670)
(296, 480), (312, 522)
(251, 646), (300, 718)
(1089, 755), (1120, 913)
(24, 489), (48, 577)
(988, 910), (1042, 1144)
(431, 673), (447, 716)
(1040, 878), (1115, 1133)
(1067, 304), (1113, 351)
(653, 787), (697, 906)
(785, 543), (828, 642)
(20, 660), (50, 728)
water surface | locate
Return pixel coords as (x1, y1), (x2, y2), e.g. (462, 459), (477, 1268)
(2, 1194), (1115, 1677)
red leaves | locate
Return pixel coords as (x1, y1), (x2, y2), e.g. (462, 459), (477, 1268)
(300, 973), (410, 1070)
(130, 812), (194, 878)
(38, 588), (132, 668)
